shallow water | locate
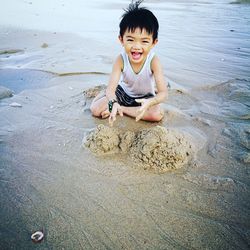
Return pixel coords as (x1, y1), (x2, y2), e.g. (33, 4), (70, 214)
(0, 0), (250, 249)
(0, 68), (55, 94)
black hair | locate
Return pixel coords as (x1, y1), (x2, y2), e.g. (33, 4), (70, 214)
(119, 0), (159, 42)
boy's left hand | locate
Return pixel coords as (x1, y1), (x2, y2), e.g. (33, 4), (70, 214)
(109, 102), (123, 127)
(135, 98), (153, 122)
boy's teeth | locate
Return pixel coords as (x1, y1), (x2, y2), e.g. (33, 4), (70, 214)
(132, 52), (141, 60)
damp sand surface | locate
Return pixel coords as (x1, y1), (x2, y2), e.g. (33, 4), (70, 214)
(0, 0), (250, 249)
(1, 71), (249, 249)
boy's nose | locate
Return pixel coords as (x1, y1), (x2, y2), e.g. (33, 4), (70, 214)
(132, 42), (141, 50)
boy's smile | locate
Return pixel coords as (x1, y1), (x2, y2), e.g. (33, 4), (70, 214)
(119, 27), (157, 71)
(131, 51), (142, 61)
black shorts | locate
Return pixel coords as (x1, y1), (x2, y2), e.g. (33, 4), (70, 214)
(115, 85), (154, 107)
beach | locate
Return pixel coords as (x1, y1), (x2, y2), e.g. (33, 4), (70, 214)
(0, 0), (250, 249)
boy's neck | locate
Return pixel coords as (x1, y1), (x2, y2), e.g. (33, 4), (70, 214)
(128, 54), (148, 74)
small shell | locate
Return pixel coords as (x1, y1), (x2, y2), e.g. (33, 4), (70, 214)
(31, 231), (44, 243)
(9, 102), (22, 107)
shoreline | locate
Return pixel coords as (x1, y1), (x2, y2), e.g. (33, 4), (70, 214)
(0, 26), (118, 75)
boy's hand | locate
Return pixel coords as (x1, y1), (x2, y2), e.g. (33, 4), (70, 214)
(109, 103), (123, 127)
(135, 98), (153, 122)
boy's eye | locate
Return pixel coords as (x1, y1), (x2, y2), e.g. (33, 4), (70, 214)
(127, 39), (133, 42)
(142, 41), (149, 44)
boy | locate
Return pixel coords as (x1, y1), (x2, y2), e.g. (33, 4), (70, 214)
(90, 0), (167, 126)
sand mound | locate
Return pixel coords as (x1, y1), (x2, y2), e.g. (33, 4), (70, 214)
(0, 86), (13, 100)
(84, 125), (120, 155)
(119, 131), (135, 153)
(83, 84), (106, 98)
(131, 126), (192, 171)
(84, 125), (194, 172)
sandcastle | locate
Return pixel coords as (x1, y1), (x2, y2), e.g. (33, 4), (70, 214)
(84, 124), (194, 172)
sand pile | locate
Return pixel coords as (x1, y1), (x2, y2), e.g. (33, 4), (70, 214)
(84, 125), (194, 172)
(84, 125), (120, 155)
(0, 86), (13, 100)
(83, 84), (106, 98)
(131, 126), (193, 171)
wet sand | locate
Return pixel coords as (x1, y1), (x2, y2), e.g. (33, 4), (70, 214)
(1, 0), (250, 249)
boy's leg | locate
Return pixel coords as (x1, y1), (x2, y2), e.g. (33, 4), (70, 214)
(90, 91), (108, 117)
(121, 104), (164, 122)
(90, 87), (164, 121)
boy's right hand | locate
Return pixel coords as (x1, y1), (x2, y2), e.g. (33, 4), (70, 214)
(135, 98), (154, 122)
(109, 103), (123, 127)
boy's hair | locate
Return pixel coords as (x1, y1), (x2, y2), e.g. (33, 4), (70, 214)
(119, 0), (159, 42)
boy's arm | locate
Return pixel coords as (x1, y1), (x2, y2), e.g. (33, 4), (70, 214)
(151, 55), (168, 104)
(106, 55), (123, 126)
(135, 56), (167, 121)
(106, 55), (123, 101)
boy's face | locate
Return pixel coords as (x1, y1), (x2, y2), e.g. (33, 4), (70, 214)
(119, 28), (157, 66)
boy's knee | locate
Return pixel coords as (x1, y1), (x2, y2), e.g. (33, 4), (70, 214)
(150, 112), (164, 122)
(146, 108), (164, 122)
(90, 104), (100, 117)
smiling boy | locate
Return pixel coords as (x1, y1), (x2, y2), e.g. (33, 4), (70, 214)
(90, 0), (167, 126)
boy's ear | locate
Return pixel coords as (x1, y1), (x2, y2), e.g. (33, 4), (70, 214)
(118, 35), (123, 44)
(153, 38), (158, 45)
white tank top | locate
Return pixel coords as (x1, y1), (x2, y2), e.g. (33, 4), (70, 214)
(119, 50), (156, 98)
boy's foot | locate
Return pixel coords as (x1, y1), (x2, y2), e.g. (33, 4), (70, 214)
(101, 109), (110, 119)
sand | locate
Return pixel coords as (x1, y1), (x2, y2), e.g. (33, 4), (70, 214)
(0, 0), (250, 249)
(0, 86), (13, 99)
(84, 125), (121, 155)
(84, 125), (194, 172)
